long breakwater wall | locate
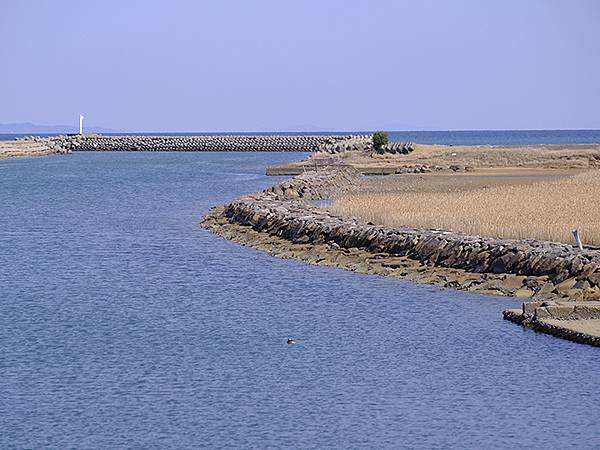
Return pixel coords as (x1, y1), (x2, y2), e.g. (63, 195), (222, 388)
(45, 134), (371, 152)
(204, 168), (600, 302)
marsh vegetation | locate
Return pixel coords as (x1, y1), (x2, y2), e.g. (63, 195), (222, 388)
(332, 170), (600, 245)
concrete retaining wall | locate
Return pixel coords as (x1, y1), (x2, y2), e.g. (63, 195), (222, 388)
(503, 307), (600, 346)
(523, 301), (600, 320)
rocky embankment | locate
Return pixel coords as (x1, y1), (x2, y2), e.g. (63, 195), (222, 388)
(315, 135), (372, 153)
(5, 134), (422, 165)
(315, 138), (415, 155)
(202, 167), (600, 346)
(377, 142), (415, 155)
(47, 134), (371, 152)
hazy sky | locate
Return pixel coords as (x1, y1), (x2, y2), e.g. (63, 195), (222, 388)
(1, 0), (599, 131)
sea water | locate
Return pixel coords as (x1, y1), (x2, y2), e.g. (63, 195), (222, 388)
(1, 142), (599, 448)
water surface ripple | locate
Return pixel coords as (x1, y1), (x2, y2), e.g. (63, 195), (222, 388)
(0, 152), (598, 449)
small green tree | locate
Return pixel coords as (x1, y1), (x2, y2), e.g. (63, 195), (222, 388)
(372, 131), (389, 151)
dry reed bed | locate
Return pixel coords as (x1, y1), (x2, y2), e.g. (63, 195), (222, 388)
(332, 170), (600, 246)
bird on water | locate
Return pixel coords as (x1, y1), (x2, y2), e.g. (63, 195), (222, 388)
(287, 338), (296, 345)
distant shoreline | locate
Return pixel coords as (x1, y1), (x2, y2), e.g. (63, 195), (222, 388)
(2, 132), (600, 162)
(3, 129), (600, 146)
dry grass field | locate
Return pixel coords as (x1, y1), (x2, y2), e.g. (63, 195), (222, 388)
(332, 170), (600, 245)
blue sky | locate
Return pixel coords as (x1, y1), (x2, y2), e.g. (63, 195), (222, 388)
(1, 0), (599, 131)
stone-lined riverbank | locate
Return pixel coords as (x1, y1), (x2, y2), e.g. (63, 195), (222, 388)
(201, 167), (600, 346)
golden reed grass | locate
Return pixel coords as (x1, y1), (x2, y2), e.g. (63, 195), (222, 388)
(332, 171), (600, 245)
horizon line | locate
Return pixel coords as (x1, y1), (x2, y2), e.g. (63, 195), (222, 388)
(2, 127), (600, 134)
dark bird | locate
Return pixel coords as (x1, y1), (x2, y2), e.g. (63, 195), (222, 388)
(287, 338), (296, 345)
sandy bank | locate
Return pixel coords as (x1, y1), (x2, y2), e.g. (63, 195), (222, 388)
(0, 137), (70, 160)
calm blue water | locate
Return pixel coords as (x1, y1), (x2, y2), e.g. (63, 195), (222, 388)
(2, 129), (600, 145)
(386, 129), (600, 145)
(1, 152), (599, 449)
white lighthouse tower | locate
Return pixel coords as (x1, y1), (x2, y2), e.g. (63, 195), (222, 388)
(79, 114), (84, 135)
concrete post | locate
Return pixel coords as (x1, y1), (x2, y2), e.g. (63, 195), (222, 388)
(572, 228), (584, 251)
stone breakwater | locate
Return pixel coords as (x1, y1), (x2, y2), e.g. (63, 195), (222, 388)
(263, 167), (360, 199)
(10, 134), (420, 161)
(315, 135), (372, 153)
(212, 168), (600, 297)
(202, 167), (600, 345)
(47, 134), (371, 152)
(377, 142), (415, 155)
(314, 138), (415, 155)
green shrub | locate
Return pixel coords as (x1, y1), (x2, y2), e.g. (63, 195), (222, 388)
(372, 131), (389, 150)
